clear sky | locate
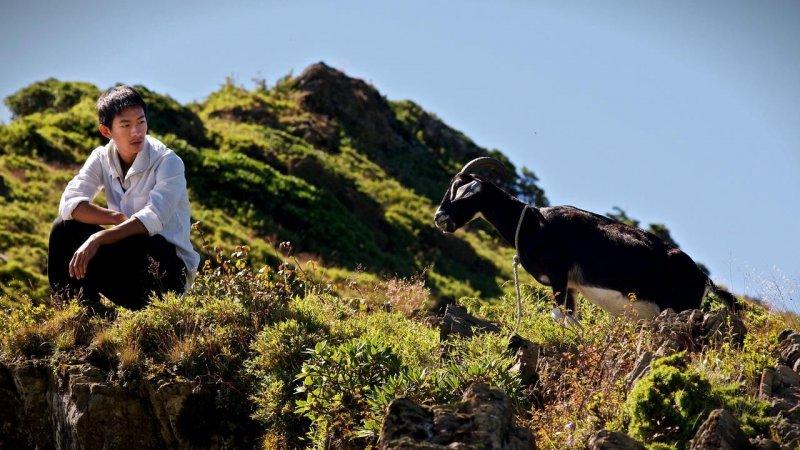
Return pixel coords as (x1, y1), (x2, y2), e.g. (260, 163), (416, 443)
(2, 0), (798, 304)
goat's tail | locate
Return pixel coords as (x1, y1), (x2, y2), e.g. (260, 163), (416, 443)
(706, 279), (742, 314)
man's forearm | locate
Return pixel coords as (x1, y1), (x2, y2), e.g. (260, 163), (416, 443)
(94, 217), (149, 246)
(71, 201), (126, 225)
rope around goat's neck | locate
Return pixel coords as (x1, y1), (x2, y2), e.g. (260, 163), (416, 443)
(512, 204), (529, 334)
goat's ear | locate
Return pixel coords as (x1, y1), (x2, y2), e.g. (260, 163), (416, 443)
(452, 180), (482, 201)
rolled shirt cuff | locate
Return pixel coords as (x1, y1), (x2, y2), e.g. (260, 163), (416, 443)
(60, 196), (91, 221)
(131, 207), (163, 236)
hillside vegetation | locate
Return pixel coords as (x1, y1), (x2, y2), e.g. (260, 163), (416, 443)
(0, 63), (797, 450)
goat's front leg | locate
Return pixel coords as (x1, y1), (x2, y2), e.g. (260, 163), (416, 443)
(549, 273), (580, 328)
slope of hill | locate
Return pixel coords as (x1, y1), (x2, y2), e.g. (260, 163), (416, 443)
(1, 63), (797, 450)
(0, 62), (547, 304)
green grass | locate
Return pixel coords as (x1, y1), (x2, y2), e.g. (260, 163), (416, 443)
(0, 71), (792, 450)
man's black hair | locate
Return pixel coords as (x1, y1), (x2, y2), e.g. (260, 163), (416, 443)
(96, 85), (147, 128)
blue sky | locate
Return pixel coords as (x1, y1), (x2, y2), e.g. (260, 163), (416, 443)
(2, 0), (798, 304)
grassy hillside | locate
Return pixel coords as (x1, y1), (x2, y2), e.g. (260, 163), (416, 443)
(0, 63), (546, 303)
(1, 63), (796, 450)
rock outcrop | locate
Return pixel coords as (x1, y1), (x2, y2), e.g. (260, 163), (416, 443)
(588, 430), (645, 450)
(377, 382), (535, 449)
(689, 409), (751, 450)
(626, 308), (746, 387)
(647, 308), (746, 358)
(0, 358), (257, 449)
(754, 331), (800, 448)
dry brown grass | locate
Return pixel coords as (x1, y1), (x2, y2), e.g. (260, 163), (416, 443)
(527, 313), (643, 449)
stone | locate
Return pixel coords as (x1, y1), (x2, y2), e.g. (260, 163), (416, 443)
(749, 437), (784, 449)
(775, 365), (800, 388)
(439, 303), (500, 340)
(0, 363), (25, 449)
(689, 409), (750, 450)
(702, 308), (746, 347)
(777, 329), (794, 344)
(775, 417), (800, 447)
(588, 430), (645, 450)
(378, 382), (535, 449)
(626, 352), (653, 388)
(378, 398), (435, 447)
(779, 343), (800, 368)
(3, 357), (258, 449)
(507, 334), (539, 386)
(760, 368), (775, 399)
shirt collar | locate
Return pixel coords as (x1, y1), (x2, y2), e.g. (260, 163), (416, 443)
(110, 138), (151, 181)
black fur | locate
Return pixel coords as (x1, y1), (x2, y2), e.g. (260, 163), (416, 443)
(434, 173), (737, 315)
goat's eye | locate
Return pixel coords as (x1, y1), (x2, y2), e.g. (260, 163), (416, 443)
(453, 180), (481, 201)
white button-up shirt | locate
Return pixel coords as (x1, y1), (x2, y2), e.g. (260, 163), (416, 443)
(58, 135), (201, 290)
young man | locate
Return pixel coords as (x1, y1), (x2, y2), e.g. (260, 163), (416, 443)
(47, 85), (200, 309)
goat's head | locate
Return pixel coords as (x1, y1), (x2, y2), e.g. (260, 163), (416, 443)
(434, 157), (509, 233)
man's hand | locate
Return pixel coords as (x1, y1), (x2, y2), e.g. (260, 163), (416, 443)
(69, 233), (103, 279)
(68, 218), (149, 279)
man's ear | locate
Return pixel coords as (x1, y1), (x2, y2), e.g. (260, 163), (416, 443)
(98, 124), (112, 139)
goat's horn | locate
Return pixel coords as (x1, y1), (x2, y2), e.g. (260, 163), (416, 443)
(458, 157), (509, 176)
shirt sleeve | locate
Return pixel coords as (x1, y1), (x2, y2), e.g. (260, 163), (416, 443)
(58, 149), (104, 220)
(131, 154), (186, 236)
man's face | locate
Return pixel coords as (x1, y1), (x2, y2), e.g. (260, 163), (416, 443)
(99, 106), (147, 158)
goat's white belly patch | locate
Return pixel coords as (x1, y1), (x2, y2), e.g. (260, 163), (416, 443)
(572, 285), (660, 319)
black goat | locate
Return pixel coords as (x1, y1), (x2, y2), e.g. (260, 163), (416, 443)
(433, 157), (737, 319)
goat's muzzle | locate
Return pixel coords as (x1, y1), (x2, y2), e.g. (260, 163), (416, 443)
(434, 210), (455, 233)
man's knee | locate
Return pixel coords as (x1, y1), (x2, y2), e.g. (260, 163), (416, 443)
(49, 217), (102, 240)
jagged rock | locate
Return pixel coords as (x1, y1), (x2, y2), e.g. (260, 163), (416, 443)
(689, 409), (750, 450)
(775, 416), (800, 447)
(702, 308), (746, 347)
(588, 430), (645, 450)
(775, 365), (800, 388)
(780, 344), (800, 367)
(760, 368), (775, 399)
(146, 379), (203, 448)
(439, 303), (500, 340)
(749, 437), (785, 449)
(649, 308), (701, 356)
(379, 398), (435, 445)
(778, 331), (800, 345)
(378, 382), (535, 449)
(295, 62), (405, 154)
(648, 308), (746, 358)
(625, 351), (653, 388)
(507, 334), (539, 386)
(0, 363), (25, 448)
(0, 358), (256, 449)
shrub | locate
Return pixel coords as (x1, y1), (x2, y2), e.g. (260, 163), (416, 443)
(625, 352), (714, 447)
(0, 300), (95, 358)
(625, 351), (774, 450)
(295, 338), (402, 448)
(4, 78), (99, 117)
(247, 316), (328, 427)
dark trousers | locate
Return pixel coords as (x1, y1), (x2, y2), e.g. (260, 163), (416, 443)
(47, 218), (187, 309)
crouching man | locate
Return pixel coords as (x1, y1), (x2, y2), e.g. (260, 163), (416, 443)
(47, 85), (201, 309)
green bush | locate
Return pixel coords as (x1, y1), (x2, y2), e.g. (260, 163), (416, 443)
(625, 352), (773, 449)
(247, 317), (328, 427)
(295, 338), (402, 448)
(625, 352), (714, 446)
(4, 78), (99, 117)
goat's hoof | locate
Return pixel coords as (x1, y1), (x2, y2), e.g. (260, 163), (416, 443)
(551, 307), (581, 329)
